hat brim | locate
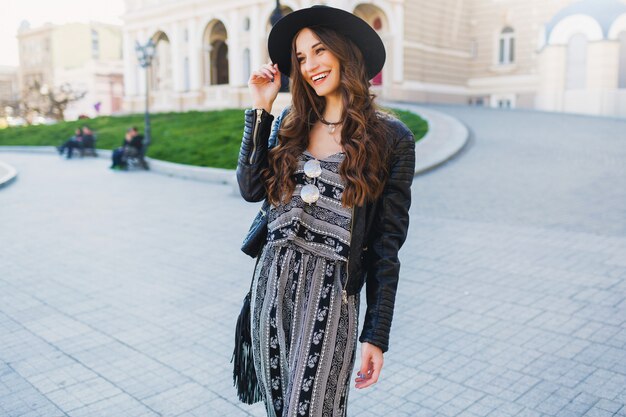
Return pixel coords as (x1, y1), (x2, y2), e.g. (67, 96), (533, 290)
(268, 6), (386, 79)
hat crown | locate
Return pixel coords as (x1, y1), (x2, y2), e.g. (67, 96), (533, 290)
(268, 5), (386, 79)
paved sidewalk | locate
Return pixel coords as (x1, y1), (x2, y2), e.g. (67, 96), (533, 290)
(1, 105), (626, 417)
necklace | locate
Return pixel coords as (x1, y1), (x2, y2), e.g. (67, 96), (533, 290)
(319, 116), (343, 134)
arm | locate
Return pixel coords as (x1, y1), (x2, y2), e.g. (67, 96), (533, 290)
(236, 61), (284, 202)
(358, 131), (415, 353)
(236, 107), (288, 202)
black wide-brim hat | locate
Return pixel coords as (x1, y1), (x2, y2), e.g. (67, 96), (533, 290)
(268, 5), (386, 79)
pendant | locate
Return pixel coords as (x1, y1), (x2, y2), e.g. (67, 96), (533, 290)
(303, 159), (322, 178)
(301, 184), (320, 204)
(327, 123), (336, 134)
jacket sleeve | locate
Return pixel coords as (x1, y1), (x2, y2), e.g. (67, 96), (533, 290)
(236, 108), (276, 202)
(358, 131), (415, 353)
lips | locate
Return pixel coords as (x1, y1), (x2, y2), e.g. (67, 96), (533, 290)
(311, 71), (330, 85)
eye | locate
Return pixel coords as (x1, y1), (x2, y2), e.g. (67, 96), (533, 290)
(297, 56), (305, 64)
(315, 47), (325, 54)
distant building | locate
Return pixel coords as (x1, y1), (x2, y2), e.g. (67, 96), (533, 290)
(17, 21), (125, 120)
(0, 66), (19, 107)
(122, 0), (626, 118)
(0, 66), (19, 126)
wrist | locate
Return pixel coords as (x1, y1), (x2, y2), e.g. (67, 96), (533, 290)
(252, 102), (272, 114)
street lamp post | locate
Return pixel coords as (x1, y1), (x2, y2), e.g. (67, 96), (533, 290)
(270, 0), (283, 25)
(135, 39), (156, 146)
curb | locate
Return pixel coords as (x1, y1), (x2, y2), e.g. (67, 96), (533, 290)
(0, 146), (235, 186)
(0, 105), (468, 187)
(0, 160), (17, 189)
(381, 101), (470, 175)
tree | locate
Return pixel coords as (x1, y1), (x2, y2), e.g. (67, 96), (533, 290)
(20, 81), (86, 123)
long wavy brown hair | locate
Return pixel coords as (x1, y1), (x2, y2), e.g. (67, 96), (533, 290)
(262, 25), (393, 208)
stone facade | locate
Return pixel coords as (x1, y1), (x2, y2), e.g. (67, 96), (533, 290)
(122, 0), (626, 117)
(17, 21), (125, 120)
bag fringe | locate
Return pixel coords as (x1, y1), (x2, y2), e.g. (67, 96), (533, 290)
(231, 292), (263, 404)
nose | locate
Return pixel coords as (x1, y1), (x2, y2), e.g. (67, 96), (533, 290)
(304, 55), (319, 74)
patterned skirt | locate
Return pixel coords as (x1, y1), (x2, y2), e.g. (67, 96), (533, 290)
(250, 241), (360, 417)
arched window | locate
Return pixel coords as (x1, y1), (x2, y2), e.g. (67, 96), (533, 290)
(213, 41), (229, 85)
(565, 33), (587, 90)
(619, 31), (626, 89)
(202, 20), (229, 86)
(499, 27), (515, 64)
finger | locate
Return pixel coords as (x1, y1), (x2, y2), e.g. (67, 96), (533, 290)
(249, 71), (272, 84)
(355, 359), (372, 383)
(264, 69), (274, 82)
(264, 64), (278, 74)
(249, 71), (267, 80)
(355, 364), (377, 389)
(355, 352), (381, 387)
(259, 68), (275, 81)
(357, 357), (370, 381)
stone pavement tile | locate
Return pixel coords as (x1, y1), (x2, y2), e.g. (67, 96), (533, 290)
(45, 376), (123, 413)
(463, 394), (508, 416)
(513, 408), (544, 417)
(582, 407), (617, 417)
(186, 396), (258, 417)
(515, 380), (560, 411)
(67, 393), (159, 417)
(594, 398), (625, 414)
(483, 302), (544, 325)
(527, 313), (591, 340)
(0, 363), (66, 417)
(10, 350), (77, 380)
(574, 304), (626, 327)
(28, 362), (100, 394)
(575, 368), (626, 402)
(142, 382), (213, 416)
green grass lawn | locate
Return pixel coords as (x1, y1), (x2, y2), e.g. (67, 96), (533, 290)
(0, 107), (428, 169)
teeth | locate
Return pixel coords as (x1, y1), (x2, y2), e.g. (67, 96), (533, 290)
(312, 72), (329, 81)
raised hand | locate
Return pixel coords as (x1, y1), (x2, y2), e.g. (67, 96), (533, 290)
(248, 62), (281, 113)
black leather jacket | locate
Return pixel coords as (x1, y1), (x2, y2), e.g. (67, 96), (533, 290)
(236, 107), (415, 353)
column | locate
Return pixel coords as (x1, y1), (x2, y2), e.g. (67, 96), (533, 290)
(392, 2), (404, 84)
(187, 18), (201, 91)
(170, 21), (183, 92)
(123, 29), (138, 96)
(250, 4), (263, 70)
(228, 9), (242, 86)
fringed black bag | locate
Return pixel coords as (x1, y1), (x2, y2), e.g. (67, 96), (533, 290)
(231, 255), (264, 404)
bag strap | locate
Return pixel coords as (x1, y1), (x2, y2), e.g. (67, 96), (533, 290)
(247, 251), (263, 295)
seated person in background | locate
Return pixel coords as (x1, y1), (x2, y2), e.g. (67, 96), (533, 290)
(57, 128), (83, 159)
(110, 126), (144, 170)
(128, 127), (144, 152)
(80, 126), (96, 152)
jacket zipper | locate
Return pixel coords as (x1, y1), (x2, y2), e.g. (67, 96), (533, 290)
(248, 108), (263, 164)
(343, 205), (355, 304)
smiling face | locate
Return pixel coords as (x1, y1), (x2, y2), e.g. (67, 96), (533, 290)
(295, 28), (342, 100)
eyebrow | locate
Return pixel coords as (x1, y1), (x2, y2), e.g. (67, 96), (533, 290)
(296, 41), (323, 56)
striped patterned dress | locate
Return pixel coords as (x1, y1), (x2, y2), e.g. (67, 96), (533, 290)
(250, 150), (360, 417)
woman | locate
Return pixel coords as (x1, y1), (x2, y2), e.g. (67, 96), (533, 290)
(236, 5), (415, 417)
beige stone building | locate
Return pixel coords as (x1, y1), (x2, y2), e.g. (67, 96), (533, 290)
(122, 0), (626, 117)
(17, 21), (125, 120)
(0, 66), (19, 107)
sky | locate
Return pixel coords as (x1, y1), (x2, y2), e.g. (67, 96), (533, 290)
(0, 0), (126, 67)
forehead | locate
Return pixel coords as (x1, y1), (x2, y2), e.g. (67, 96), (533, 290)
(295, 28), (321, 53)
